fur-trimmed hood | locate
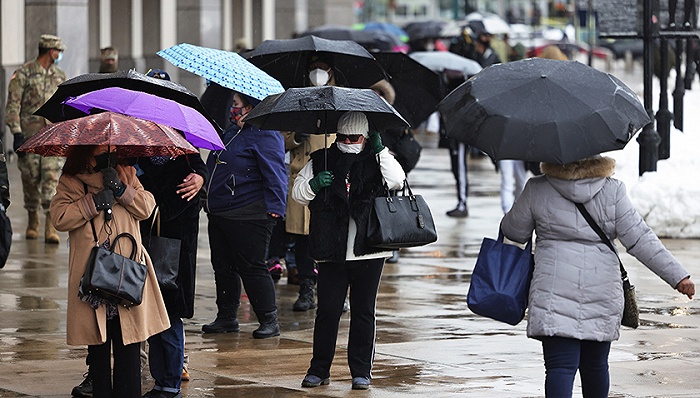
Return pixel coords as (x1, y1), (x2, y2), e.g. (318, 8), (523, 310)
(540, 156), (616, 203)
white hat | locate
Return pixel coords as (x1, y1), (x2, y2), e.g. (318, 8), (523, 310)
(337, 111), (369, 137)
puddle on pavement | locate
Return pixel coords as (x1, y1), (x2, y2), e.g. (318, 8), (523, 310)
(637, 351), (700, 361)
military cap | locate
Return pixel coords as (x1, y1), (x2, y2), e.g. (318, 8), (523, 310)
(39, 34), (66, 51)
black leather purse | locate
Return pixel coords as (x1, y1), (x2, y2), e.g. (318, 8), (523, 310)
(142, 207), (180, 290)
(367, 179), (438, 249)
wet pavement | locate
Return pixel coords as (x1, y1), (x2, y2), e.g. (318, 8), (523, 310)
(0, 131), (698, 397)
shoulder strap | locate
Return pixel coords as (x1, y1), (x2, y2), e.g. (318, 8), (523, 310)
(574, 202), (628, 280)
(84, 183), (99, 245)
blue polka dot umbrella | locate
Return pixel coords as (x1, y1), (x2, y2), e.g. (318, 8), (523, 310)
(157, 43), (284, 101)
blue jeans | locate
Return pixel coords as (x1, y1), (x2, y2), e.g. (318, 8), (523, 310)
(147, 316), (184, 393)
(541, 336), (611, 398)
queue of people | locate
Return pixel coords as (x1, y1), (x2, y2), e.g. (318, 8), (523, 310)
(5, 32), (696, 398)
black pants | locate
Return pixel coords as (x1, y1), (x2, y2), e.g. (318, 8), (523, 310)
(88, 315), (141, 398)
(448, 139), (469, 209)
(208, 215), (277, 319)
(290, 233), (316, 282)
(307, 258), (384, 379)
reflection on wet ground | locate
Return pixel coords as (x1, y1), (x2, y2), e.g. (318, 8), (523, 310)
(1, 142), (700, 397)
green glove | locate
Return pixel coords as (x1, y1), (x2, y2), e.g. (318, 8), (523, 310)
(309, 170), (333, 194)
(368, 131), (384, 154)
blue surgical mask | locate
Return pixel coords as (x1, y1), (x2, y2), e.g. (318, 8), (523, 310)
(55, 51), (63, 64)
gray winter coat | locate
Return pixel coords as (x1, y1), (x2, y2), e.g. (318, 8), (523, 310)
(501, 157), (689, 342)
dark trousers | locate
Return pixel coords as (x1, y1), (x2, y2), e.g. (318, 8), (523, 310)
(208, 215), (277, 319)
(290, 233), (316, 281)
(147, 316), (184, 393)
(88, 315), (141, 398)
(541, 336), (611, 398)
(307, 258), (384, 379)
(448, 140), (468, 209)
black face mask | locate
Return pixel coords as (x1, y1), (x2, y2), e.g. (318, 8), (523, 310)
(93, 151), (118, 172)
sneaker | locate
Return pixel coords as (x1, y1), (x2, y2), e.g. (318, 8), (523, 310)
(342, 299), (350, 313)
(267, 259), (283, 282)
(181, 364), (190, 381)
(387, 250), (399, 263)
(301, 374), (330, 387)
(446, 207), (469, 218)
(71, 372), (92, 397)
(142, 389), (161, 398)
(352, 376), (371, 390)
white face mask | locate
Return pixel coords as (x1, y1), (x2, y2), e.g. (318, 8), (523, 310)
(309, 69), (330, 87)
(337, 142), (364, 154)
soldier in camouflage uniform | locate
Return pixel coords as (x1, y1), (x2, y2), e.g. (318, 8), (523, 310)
(4, 34), (67, 243)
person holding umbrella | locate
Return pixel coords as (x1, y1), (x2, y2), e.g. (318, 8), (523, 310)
(49, 144), (170, 397)
(500, 154), (695, 397)
(292, 111), (405, 390)
(202, 91), (287, 338)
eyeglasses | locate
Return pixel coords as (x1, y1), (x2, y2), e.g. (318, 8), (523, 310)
(336, 134), (363, 143)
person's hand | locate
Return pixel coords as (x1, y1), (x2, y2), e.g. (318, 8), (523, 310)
(368, 130), (385, 154)
(309, 170), (333, 194)
(93, 189), (115, 211)
(676, 277), (695, 299)
(176, 172), (205, 201)
(268, 212), (281, 218)
(294, 132), (310, 143)
(13, 133), (25, 158)
(101, 167), (125, 196)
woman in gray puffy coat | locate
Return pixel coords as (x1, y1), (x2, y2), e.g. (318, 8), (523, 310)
(500, 155), (694, 398)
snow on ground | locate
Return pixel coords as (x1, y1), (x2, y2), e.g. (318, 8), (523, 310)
(598, 60), (700, 238)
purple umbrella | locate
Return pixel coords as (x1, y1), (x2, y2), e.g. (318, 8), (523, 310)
(63, 87), (225, 150)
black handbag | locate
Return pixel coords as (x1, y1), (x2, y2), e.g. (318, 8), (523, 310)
(142, 207), (180, 290)
(384, 130), (422, 172)
(80, 221), (148, 308)
(367, 179), (438, 249)
(575, 202), (640, 329)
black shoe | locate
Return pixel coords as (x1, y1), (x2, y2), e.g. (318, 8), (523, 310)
(71, 372), (92, 397)
(301, 374), (330, 387)
(446, 207), (468, 218)
(202, 318), (239, 333)
(253, 310), (280, 339)
(293, 280), (316, 311)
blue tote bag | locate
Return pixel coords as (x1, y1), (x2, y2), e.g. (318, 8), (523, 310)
(467, 230), (534, 326)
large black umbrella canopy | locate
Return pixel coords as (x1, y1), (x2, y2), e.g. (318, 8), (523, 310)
(245, 86), (409, 133)
(242, 35), (387, 89)
(373, 52), (442, 127)
(35, 69), (222, 132)
(299, 25), (403, 52)
(403, 20), (461, 41)
(437, 58), (651, 164)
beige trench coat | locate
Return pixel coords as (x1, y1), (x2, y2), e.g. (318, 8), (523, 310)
(50, 165), (170, 346)
(282, 131), (335, 235)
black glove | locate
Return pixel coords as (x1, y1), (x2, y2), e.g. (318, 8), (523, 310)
(309, 170), (333, 194)
(294, 132), (310, 143)
(101, 167), (125, 196)
(12, 133), (25, 158)
(93, 189), (115, 211)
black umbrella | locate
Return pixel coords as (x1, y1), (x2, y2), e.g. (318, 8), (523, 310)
(373, 52), (442, 127)
(242, 35), (387, 89)
(35, 69), (222, 132)
(403, 20), (461, 41)
(299, 25), (403, 52)
(437, 58), (651, 164)
(245, 86), (409, 133)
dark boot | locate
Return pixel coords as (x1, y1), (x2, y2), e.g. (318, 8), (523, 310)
(202, 305), (239, 333)
(71, 371), (92, 397)
(293, 279), (316, 311)
(253, 310), (280, 339)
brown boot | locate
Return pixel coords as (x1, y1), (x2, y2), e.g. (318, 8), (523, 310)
(45, 212), (59, 244)
(26, 210), (40, 240)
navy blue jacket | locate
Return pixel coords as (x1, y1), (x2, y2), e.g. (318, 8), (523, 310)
(204, 123), (287, 216)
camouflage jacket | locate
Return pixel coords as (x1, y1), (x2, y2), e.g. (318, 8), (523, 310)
(5, 59), (66, 137)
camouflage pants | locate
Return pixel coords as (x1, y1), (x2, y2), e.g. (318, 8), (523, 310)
(17, 153), (64, 211)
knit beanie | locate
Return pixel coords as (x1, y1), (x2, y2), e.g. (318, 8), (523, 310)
(337, 111), (369, 137)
